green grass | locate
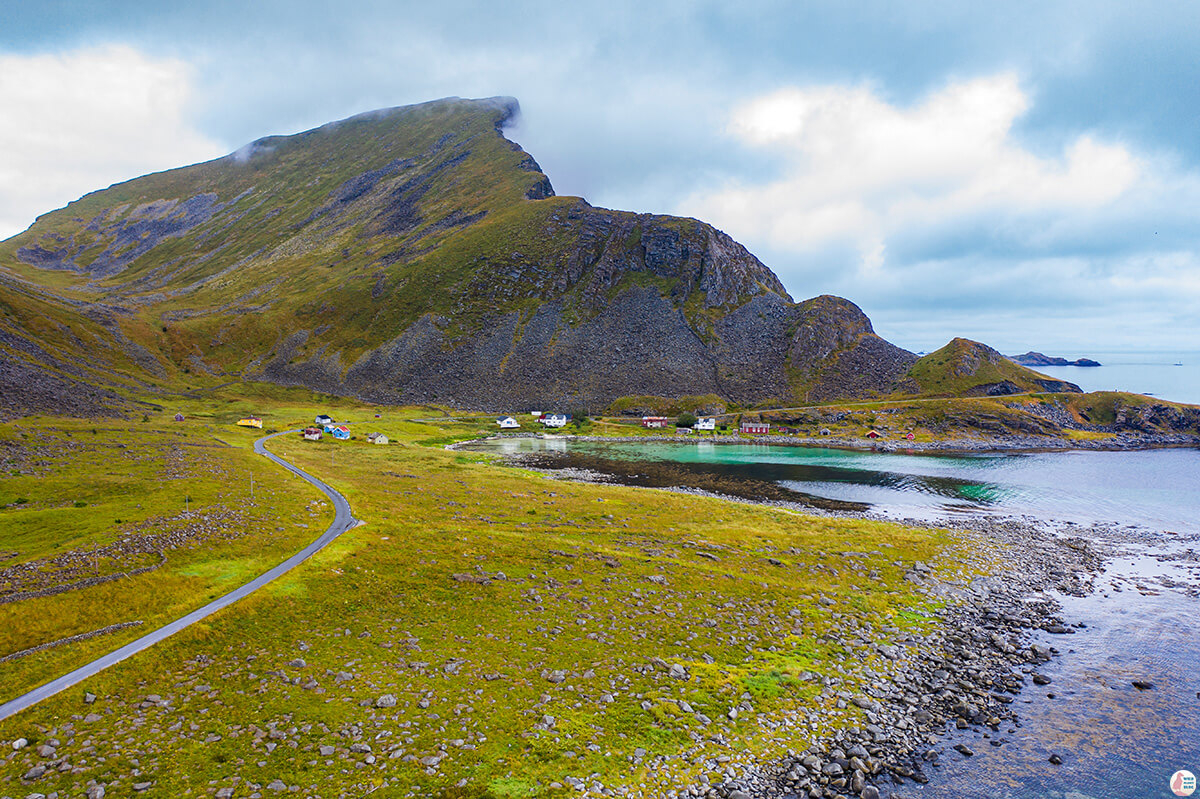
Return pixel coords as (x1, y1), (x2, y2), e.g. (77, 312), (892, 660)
(905, 337), (1066, 397)
(0, 402), (991, 797)
(0, 415), (327, 703)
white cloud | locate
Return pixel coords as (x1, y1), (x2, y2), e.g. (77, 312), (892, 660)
(681, 74), (1142, 271)
(0, 45), (224, 240)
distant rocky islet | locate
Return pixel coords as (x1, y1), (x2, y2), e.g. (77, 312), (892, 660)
(1011, 351), (1102, 367)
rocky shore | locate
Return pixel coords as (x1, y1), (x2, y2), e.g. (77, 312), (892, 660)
(485, 442), (1116, 799)
(682, 515), (1103, 799)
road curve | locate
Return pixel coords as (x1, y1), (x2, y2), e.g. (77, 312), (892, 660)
(0, 430), (358, 723)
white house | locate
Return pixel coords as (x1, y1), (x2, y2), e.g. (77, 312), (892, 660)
(541, 413), (568, 428)
(315, 414), (333, 425)
(366, 432), (389, 445)
(695, 417), (716, 431)
(496, 416), (520, 429)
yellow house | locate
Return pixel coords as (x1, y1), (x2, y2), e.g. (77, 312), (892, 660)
(236, 417), (263, 428)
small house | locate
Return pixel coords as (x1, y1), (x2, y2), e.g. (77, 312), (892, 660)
(237, 417), (263, 429)
(329, 425), (351, 440)
(695, 417), (716, 431)
(740, 421), (769, 435)
(905, 432), (915, 440)
(302, 427), (322, 441)
(173, 413), (185, 422)
(366, 432), (388, 445)
(641, 416), (670, 429)
(541, 413), (568, 428)
(865, 430), (881, 439)
(496, 416), (520, 429)
(675, 427), (693, 435)
(315, 414), (333, 426)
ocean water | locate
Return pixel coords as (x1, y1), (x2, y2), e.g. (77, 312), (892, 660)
(1029, 350), (1200, 405)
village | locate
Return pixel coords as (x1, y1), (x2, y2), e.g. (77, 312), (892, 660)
(209, 408), (912, 445)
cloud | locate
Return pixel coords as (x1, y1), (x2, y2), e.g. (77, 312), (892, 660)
(679, 73), (1200, 352)
(0, 45), (224, 239)
(683, 74), (1141, 264)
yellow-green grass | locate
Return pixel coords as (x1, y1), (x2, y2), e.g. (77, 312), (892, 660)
(0, 406), (995, 797)
(0, 415), (329, 704)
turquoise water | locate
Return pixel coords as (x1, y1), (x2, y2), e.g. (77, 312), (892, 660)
(478, 438), (1200, 532)
(1030, 350), (1200, 405)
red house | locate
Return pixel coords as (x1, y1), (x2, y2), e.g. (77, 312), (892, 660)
(641, 416), (670, 429)
(740, 421), (769, 435)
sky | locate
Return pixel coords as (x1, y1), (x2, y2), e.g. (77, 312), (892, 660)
(2, 0), (1198, 354)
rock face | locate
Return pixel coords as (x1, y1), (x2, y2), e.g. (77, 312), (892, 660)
(1, 95), (922, 411)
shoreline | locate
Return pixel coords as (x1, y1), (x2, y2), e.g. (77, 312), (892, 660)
(490, 448), (1129, 799)
(454, 430), (1200, 455)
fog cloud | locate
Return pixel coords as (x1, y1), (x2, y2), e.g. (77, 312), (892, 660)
(0, 45), (223, 239)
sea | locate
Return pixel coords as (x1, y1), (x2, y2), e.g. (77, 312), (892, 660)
(1018, 350), (1200, 405)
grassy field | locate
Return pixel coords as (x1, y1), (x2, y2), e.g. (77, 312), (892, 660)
(0, 395), (996, 798)
(0, 413), (330, 707)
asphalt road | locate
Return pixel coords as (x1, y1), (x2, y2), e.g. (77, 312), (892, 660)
(0, 429), (358, 723)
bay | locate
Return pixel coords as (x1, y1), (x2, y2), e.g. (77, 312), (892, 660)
(472, 438), (1200, 533)
(1028, 350), (1200, 405)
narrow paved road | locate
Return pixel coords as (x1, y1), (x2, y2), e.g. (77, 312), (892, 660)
(0, 430), (358, 723)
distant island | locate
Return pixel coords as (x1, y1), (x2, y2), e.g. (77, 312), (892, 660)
(1012, 351), (1102, 367)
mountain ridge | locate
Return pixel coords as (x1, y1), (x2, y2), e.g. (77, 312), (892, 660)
(0, 96), (1074, 414)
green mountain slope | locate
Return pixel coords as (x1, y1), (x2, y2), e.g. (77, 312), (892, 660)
(907, 338), (1082, 397)
(2, 96), (919, 412)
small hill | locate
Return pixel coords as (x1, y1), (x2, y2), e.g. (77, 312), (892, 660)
(908, 338), (1082, 397)
(1, 96), (917, 413)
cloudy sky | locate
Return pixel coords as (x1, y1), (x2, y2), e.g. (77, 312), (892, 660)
(3, 1), (1198, 354)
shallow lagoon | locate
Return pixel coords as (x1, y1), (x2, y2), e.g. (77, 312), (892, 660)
(472, 438), (1200, 533)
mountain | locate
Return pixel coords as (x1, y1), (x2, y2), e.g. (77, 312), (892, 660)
(1011, 351), (1101, 367)
(0, 96), (1066, 414)
(910, 339), (1082, 396)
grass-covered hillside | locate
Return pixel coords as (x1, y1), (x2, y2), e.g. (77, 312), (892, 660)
(905, 338), (1081, 398)
(1, 96), (919, 413)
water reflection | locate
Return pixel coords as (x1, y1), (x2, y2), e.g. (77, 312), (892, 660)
(464, 438), (1200, 532)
